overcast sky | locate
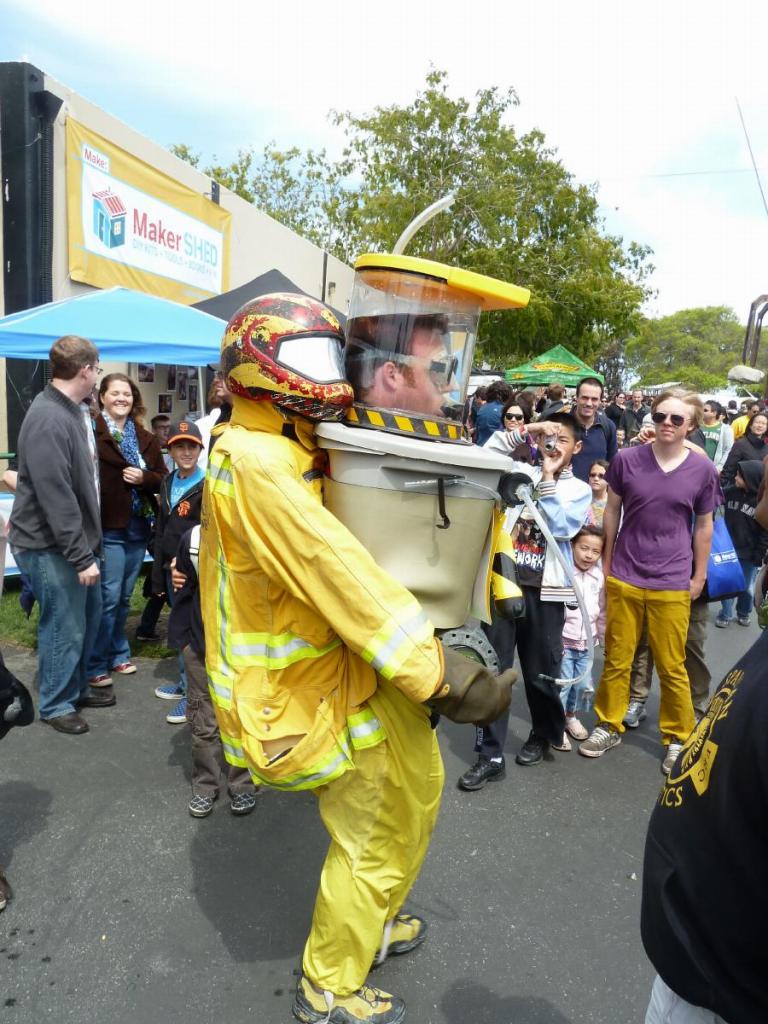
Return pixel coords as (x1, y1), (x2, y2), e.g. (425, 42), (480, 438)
(3, 0), (768, 323)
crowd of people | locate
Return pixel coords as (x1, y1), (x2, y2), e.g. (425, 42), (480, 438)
(464, 376), (768, 1024)
(2, 322), (767, 1023)
(461, 377), (767, 778)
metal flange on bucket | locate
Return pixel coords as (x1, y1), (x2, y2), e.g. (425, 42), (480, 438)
(439, 625), (500, 673)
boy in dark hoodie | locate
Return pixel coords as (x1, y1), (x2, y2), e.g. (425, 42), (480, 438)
(716, 458), (768, 628)
(151, 421), (206, 722)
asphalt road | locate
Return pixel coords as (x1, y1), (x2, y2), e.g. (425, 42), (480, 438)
(0, 611), (759, 1024)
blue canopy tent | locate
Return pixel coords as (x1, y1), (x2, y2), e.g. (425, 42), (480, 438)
(0, 287), (225, 364)
(0, 287), (228, 576)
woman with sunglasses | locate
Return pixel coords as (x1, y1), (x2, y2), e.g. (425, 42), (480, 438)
(484, 394), (538, 463)
(719, 410), (768, 488)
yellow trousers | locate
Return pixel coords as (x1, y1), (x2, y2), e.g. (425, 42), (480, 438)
(302, 678), (444, 996)
(594, 577), (695, 744)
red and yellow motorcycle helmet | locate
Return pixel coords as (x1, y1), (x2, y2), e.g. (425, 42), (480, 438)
(220, 292), (353, 421)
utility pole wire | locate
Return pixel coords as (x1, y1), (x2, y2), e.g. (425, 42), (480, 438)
(736, 96), (768, 219)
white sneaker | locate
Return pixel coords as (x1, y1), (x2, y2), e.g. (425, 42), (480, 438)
(662, 742), (683, 776)
(565, 716), (589, 740)
(551, 732), (572, 752)
(578, 725), (621, 758)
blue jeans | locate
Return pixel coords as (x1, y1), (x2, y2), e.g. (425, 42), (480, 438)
(14, 548), (102, 720)
(88, 523), (149, 676)
(720, 559), (759, 621)
(559, 647), (594, 714)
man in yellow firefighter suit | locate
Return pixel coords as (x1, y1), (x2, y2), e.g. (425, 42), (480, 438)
(199, 293), (515, 1024)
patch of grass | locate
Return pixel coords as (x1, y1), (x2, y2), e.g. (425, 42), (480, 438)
(0, 582), (40, 649)
(0, 575), (175, 658)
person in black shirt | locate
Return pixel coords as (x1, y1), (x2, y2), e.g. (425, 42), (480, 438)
(605, 392), (626, 427)
(715, 460), (768, 628)
(0, 649), (34, 912)
(719, 411), (768, 488)
(619, 389), (650, 445)
(641, 630), (768, 1023)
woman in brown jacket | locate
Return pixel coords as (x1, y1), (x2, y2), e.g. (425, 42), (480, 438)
(87, 374), (166, 686)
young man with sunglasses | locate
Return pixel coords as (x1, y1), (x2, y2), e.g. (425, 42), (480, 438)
(579, 392), (722, 774)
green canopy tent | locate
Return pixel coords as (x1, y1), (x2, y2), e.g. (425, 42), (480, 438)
(504, 344), (603, 387)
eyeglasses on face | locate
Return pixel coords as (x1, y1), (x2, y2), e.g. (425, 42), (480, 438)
(504, 412), (525, 421)
(86, 364), (103, 375)
(398, 352), (458, 387)
(588, 471), (606, 478)
(651, 411), (685, 427)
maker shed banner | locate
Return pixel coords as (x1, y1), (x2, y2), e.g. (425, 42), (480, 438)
(66, 119), (230, 303)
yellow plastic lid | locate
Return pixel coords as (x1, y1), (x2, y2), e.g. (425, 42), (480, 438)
(354, 253), (530, 311)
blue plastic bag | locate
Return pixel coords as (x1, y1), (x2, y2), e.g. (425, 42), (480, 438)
(705, 516), (746, 601)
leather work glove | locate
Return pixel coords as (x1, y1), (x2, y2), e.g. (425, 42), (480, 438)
(427, 644), (517, 726)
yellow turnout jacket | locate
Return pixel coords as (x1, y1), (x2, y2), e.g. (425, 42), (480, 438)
(199, 399), (443, 791)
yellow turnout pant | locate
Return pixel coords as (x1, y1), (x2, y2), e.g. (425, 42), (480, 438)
(302, 678), (444, 996)
(594, 577), (695, 744)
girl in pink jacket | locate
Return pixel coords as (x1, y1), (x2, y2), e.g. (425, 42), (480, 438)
(558, 526), (606, 748)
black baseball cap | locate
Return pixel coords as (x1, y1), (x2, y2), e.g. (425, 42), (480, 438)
(167, 420), (204, 447)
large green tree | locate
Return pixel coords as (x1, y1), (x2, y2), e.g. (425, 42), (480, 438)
(623, 306), (745, 391)
(172, 70), (652, 365)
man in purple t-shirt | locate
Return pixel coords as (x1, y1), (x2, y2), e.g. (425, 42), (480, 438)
(579, 391), (722, 774)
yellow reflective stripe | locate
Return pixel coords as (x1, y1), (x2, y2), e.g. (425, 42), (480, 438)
(216, 560), (235, 688)
(362, 606), (431, 680)
(215, 718), (387, 791)
(348, 708), (386, 750)
(207, 453), (235, 496)
(227, 632), (342, 669)
(220, 731), (248, 767)
(208, 670), (233, 709)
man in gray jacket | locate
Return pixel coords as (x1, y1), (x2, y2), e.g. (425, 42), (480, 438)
(10, 335), (110, 734)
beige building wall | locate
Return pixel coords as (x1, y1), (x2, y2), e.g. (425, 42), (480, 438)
(45, 72), (355, 307)
(2, 70), (355, 460)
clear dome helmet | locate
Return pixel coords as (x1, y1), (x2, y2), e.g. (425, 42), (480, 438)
(344, 252), (530, 442)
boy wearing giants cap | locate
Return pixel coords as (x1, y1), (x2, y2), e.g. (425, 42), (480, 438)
(151, 420), (206, 722)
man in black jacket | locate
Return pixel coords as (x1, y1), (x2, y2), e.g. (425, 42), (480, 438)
(642, 630), (768, 1023)
(619, 389), (650, 445)
(9, 336), (109, 735)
